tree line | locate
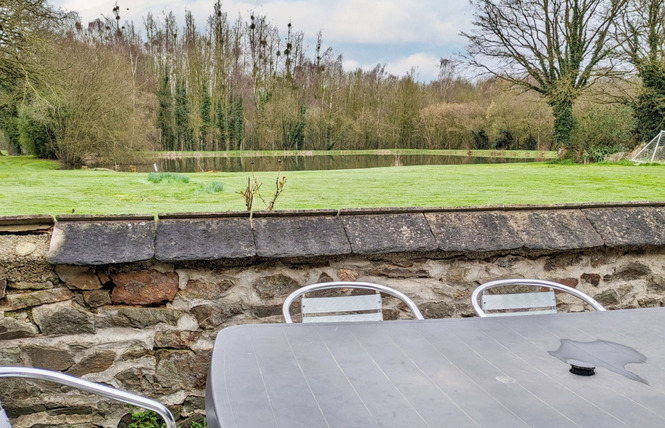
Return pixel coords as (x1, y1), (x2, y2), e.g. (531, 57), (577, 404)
(0, 0), (661, 167)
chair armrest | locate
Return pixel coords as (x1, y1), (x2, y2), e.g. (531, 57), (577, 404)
(0, 367), (175, 428)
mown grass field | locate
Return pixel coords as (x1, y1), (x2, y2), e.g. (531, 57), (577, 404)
(1, 155), (664, 216)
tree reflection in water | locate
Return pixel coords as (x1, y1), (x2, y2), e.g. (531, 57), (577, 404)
(115, 154), (540, 173)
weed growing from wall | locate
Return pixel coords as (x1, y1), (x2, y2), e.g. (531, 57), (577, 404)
(238, 160), (287, 226)
(128, 410), (165, 428)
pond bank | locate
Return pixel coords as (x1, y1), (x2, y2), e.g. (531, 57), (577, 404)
(119, 149), (556, 173)
(153, 149), (557, 159)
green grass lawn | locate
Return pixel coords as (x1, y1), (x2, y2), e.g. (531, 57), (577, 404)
(1, 155), (664, 216)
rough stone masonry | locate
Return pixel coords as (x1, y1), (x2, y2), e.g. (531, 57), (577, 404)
(1, 203), (665, 427)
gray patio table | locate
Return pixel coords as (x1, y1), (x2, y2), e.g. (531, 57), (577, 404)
(205, 307), (665, 427)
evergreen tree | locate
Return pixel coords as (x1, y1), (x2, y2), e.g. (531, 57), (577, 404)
(229, 96), (244, 150)
(493, 129), (515, 150)
(281, 105), (306, 150)
(472, 129), (490, 150)
(215, 99), (228, 150)
(157, 71), (176, 150)
(175, 78), (193, 150)
(200, 82), (212, 149)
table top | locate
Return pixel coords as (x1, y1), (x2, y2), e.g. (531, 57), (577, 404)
(205, 307), (665, 428)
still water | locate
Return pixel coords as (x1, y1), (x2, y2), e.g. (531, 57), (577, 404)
(119, 153), (545, 173)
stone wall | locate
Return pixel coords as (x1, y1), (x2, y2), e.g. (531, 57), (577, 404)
(1, 203), (665, 427)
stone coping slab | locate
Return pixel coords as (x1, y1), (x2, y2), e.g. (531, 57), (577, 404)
(509, 209), (604, 251)
(48, 219), (155, 265)
(583, 206), (665, 247)
(341, 213), (438, 254)
(253, 215), (351, 258)
(426, 211), (522, 253)
(155, 218), (255, 261)
(27, 202), (665, 264)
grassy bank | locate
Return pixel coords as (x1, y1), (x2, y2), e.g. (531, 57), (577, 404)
(1, 156), (664, 216)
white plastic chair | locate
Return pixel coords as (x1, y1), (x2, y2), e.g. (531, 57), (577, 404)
(471, 278), (606, 317)
(0, 366), (175, 428)
(282, 281), (424, 323)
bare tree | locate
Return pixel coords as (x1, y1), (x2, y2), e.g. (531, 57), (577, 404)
(21, 38), (156, 167)
(463, 0), (628, 152)
(0, 0), (67, 154)
(617, 0), (665, 66)
(436, 57), (459, 102)
(616, 0), (665, 141)
(0, 0), (65, 82)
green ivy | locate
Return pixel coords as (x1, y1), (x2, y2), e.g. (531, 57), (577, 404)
(129, 410), (165, 428)
(550, 99), (576, 150)
(628, 63), (665, 143)
(128, 410), (208, 428)
(189, 420), (207, 428)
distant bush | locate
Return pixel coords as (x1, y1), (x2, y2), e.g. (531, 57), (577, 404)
(596, 159), (635, 166)
(493, 129), (514, 150)
(16, 112), (56, 159)
(524, 135), (538, 151)
(574, 101), (635, 159)
(148, 172), (190, 184)
(547, 159), (577, 165)
(637, 162), (665, 166)
(472, 129), (489, 149)
(417, 102), (484, 149)
(200, 181), (224, 193)
(582, 144), (630, 163)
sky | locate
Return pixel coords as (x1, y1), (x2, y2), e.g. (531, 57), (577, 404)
(50, 0), (475, 82)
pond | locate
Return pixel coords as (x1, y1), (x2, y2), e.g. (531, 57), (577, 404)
(110, 152), (551, 173)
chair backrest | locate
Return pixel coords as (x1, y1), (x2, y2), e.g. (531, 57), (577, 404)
(0, 366), (175, 428)
(0, 398), (10, 428)
(282, 281), (424, 323)
(471, 279), (606, 317)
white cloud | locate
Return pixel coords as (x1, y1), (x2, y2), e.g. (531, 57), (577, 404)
(385, 53), (441, 81)
(339, 53), (441, 82)
(54, 0), (470, 45)
(249, 0), (468, 46)
(342, 58), (362, 72)
(51, 0), (472, 81)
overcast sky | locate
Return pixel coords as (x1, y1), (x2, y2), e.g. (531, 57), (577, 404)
(50, 0), (474, 82)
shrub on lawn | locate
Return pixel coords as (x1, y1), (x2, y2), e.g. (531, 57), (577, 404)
(199, 181), (224, 193)
(148, 172), (190, 184)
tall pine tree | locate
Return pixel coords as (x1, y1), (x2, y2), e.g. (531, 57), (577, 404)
(200, 82), (212, 149)
(229, 96), (244, 150)
(215, 100), (228, 150)
(157, 70), (176, 150)
(175, 78), (193, 150)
